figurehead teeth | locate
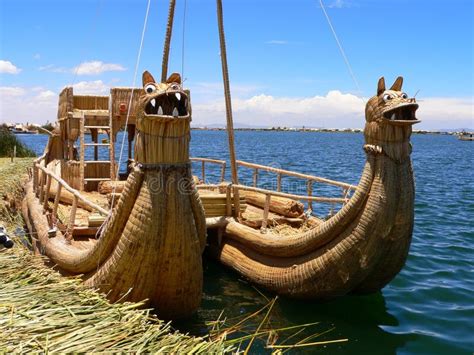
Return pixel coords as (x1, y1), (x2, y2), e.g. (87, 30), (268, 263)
(158, 106), (163, 115)
(150, 99), (156, 108)
(172, 107), (179, 117)
(175, 93), (181, 101)
(391, 113), (396, 120)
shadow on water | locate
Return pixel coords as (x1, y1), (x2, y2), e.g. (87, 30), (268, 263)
(173, 258), (414, 354)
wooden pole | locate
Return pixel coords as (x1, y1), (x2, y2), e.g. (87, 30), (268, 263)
(43, 175), (52, 211)
(67, 195), (78, 241)
(52, 184), (62, 223)
(161, 0), (176, 82)
(216, 0), (240, 215)
(11, 145), (16, 162)
(277, 173), (282, 192)
(91, 129), (99, 161)
(261, 194), (271, 232)
(79, 113), (85, 191)
(220, 162), (226, 182)
(253, 169), (259, 187)
(201, 161), (206, 183)
(307, 180), (313, 211)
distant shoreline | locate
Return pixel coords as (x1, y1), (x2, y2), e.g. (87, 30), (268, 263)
(190, 127), (463, 135)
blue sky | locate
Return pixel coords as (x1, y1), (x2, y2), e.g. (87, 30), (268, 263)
(1, 0), (473, 129)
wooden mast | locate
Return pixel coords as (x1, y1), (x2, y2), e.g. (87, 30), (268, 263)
(216, 0), (240, 216)
(161, 0), (176, 82)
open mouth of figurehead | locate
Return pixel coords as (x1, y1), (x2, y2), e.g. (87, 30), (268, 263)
(383, 103), (420, 125)
(144, 91), (189, 118)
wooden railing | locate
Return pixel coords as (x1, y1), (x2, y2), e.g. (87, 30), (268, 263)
(236, 160), (355, 212)
(33, 156), (108, 240)
(195, 159), (357, 232)
(190, 157), (227, 183)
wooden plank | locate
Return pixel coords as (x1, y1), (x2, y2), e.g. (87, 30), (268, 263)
(84, 125), (110, 129)
(85, 143), (109, 147)
(72, 226), (101, 237)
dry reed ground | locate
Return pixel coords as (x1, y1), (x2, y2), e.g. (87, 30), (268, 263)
(0, 158), (230, 353)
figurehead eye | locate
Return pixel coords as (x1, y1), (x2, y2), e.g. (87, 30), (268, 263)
(145, 84), (156, 94)
(383, 94), (393, 102)
(401, 93), (408, 99)
(170, 83), (181, 91)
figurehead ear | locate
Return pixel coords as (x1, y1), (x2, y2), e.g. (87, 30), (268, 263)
(390, 76), (403, 91)
(166, 72), (181, 84)
(142, 71), (156, 87)
(377, 77), (386, 96)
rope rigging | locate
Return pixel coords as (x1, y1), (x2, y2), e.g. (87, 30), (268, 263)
(318, 0), (364, 100)
(100, 0), (152, 248)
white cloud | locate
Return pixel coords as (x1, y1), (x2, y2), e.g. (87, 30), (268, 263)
(193, 90), (365, 128)
(0, 86), (26, 96)
(33, 53), (41, 60)
(73, 61), (126, 75)
(1, 82), (471, 131)
(39, 64), (68, 73)
(327, 0), (354, 9)
(39, 61), (126, 75)
(36, 90), (56, 100)
(0, 60), (21, 74)
(189, 82), (263, 102)
(265, 40), (288, 45)
(192, 91), (474, 130)
(417, 97), (474, 129)
(0, 86), (57, 124)
(72, 80), (109, 95)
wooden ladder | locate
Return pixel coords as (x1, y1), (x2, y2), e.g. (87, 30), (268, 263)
(79, 114), (114, 190)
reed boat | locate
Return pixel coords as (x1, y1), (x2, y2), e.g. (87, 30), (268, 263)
(205, 76), (420, 299)
(22, 0), (420, 319)
(23, 71), (206, 320)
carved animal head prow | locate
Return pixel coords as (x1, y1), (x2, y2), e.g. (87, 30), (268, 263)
(365, 76), (420, 125)
(364, 76), (420, 161)
(139, 71), (190, 120)
(134, 70), (192, 165)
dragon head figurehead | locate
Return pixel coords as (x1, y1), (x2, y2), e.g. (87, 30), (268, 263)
(135, 71), (191, 165)
(140, 71), (190, 120)
(364, 76), (420, 161)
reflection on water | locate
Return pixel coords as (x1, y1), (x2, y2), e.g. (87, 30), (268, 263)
(177, 259), (412, 354)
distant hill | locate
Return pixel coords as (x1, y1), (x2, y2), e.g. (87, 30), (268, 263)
(192, 122), (266, 129)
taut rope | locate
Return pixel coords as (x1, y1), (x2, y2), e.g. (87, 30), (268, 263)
(319, 0), (363, 99)
(99, 0), (151, 245)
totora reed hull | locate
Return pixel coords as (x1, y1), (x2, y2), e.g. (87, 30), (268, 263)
(210, 76), (419, 298)
(23, 72), (206, 319)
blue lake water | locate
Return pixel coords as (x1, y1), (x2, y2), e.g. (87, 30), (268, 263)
(18, 131), (474, 354)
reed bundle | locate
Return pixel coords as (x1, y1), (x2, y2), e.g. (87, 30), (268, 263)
(135, 116), (190, 164)
(0, 158), (33, 230)
(206, 296), (348, 352)
(243, 190), (304, 218)
(73, 95), (109, 111)
(0, 245), (231, 353)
